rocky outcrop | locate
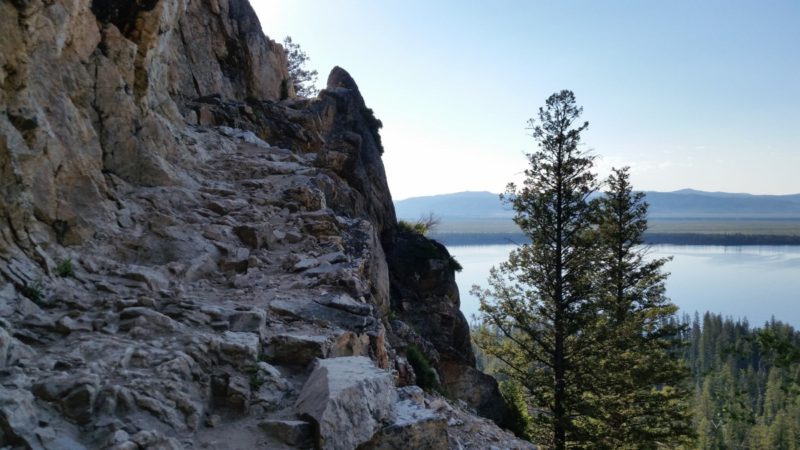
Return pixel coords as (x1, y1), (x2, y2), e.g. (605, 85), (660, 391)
(0, 0), (532, 448)
(179, 66), (396, 247)
(0, 0), (290, 251)
(388, 230), (511, 425)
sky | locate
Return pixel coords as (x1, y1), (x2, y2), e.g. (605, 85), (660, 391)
(252, 1), (800, 200)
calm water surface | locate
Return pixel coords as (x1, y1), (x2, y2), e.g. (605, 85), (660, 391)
(449, 244), (800, 327)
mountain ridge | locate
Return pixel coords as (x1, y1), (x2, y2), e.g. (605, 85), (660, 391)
(395, 189), (800, 220)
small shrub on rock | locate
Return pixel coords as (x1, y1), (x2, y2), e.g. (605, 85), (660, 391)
(397, 213), (440, 236)
(406, 345), (441, 393)
(21, 279), (44, 302)
(55, 258), (74, 277)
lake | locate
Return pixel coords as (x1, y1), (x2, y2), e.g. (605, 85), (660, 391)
(449, 244), (800, 327)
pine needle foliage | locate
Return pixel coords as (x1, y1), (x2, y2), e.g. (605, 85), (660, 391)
(473, 90), (599, 449)
(473, 91), (693, 449)
(283, 36), (318, 98)
(580, 167), (694, 449)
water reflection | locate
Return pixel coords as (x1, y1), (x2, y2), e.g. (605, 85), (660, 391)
(450, 244), (800, 327)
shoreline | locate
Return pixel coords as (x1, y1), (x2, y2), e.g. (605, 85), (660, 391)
(432, 232), (800, 247)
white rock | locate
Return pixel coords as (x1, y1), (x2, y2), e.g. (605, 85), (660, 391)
(218, 331), (260, 365)
(295, 356), (396, 450)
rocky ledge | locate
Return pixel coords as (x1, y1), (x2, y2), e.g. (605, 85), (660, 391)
(0, 0), (533, 448)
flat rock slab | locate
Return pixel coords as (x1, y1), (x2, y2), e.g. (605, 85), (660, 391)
(294, 356), (395, 450)
(264, 332), (331, 367)
(359, 398), (448, 450)
(259, 419), (313, 447)
(270, 298), (374, 332)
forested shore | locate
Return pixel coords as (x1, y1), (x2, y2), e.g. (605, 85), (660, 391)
(475, 312), (800, 449)
(432, 232), (800, 247)
(681, 313), (800, 449)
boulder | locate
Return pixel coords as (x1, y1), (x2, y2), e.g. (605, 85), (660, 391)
(0, 384), (41, 449)
(294, 356), (396, 450)
(251, 362), (292, 411)
(359, 398), (448, 450)
(264, 332), (331, 367)
(32, 373), (100, 424)
(0, 325), (34, 368)
(234, 224), (270, 249)
(217, 331), (260, 365)
(228, 309), (266, 334)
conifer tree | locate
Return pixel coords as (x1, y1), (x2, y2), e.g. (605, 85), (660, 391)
(282, 36), (319, 98)
(582, 167), (694, 448)
(473, 90), (598, 449)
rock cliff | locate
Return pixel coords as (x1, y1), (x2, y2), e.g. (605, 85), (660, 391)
(0, 1), (531, 449)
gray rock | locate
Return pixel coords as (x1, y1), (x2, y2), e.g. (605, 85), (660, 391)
(0, 325), (33, 368)
(359, 397), (448, 450)
(259, 419), (313, 447)
(32, 373), (100, 424)
(295, 356), (396, 450)
(228, 309), (266, 334)
(251, 362), (292, 409)
(217, 331), (260, 365)
(119, 307), (182, 333)
(272, 229), (287, 241)
(316, 293), (372, 316)
(285, 231), (305, 243)
(0, 1), (529, 447)
(270, 298), (374, 332)
(234, 224), (269, 249)
(0, 384), (42, 449)
(293, 257), (321, 271)
(264, 332), (331, 367)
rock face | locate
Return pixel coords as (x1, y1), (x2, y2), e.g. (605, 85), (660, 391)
(0, 0), (532, 449)
(388, 230), (511, 424)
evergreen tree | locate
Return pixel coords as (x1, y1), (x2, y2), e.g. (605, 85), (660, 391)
(684, 314), (800, 449)
(473, 90), (598, 449)
(282, 36), (319, 98)
(581, 167), (694, 448)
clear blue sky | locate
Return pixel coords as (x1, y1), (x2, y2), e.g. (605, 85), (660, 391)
(253, 1), (799, 200)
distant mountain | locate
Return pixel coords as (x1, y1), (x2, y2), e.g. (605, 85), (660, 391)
(394, 191), (514, 219)
(395, 190), (800, 220)
(645, 191), (800, 218)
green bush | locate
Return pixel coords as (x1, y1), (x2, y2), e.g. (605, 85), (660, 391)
(279, 78), (289, 100)
(398, 213), (441, 236)
(362, 106), (384, 154)
(55, 258), (74, 277)
(499, 380), (533, 440)
(448, 254), (463, 272)
(406, 345), (441, 393)
(244, 363), (265, 390)
(21, 279), (44, 302)
(398, 220), (423, 235)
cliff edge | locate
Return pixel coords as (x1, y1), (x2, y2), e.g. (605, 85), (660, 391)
(0, 1), (529, 448)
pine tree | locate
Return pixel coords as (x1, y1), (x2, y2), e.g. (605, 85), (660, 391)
(473, 90), (598, 449)
(282, 36), (319, 98)
(581, 167), (694, 448)
(683, 314), (800, 448)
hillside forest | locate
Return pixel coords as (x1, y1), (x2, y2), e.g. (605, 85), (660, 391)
(476, 313), (800, 449)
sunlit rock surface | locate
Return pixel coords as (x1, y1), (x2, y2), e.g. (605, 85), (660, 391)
(0, 0), (534, 448)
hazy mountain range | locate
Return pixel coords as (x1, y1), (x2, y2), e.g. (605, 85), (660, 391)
(395, 189), (800, 220)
